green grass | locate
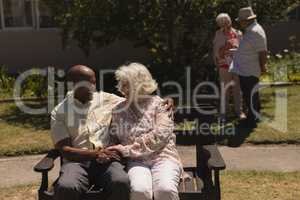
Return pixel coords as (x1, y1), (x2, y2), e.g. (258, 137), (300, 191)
(221, 171), (300, 200)
(1, 171), (299, 200)
(0, 103), (52, 157)
(177, 85), (300, 146)
(0, 183), (38, 200)
(245, 85), (300, 144)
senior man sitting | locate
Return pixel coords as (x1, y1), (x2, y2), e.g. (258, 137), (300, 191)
(51, 65), (130, 200)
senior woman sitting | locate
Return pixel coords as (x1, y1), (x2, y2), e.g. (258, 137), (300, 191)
(107, 63), (182, 200)
(213, 13), (245, 120)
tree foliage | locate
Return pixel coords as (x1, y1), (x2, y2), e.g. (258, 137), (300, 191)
(45, 0), (300, 82)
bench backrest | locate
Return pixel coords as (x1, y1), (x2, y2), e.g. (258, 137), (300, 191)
(174, 105), (217, 146)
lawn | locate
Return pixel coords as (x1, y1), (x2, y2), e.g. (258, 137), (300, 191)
(0, 171), (299, 200)
(178, 84), (300, 146)
(244, 84), (300, 144)
(0, 184), (38, 200)
(0, 85), (299, 157)
(221, 171), (300, 200)
(0, 102), (52, 157)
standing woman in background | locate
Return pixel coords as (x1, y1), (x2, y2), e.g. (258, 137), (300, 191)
(213, 13), (245, 121)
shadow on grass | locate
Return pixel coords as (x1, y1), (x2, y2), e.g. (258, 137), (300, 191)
(0, 102), (50, 130)
(176, 116), (256, 147)
(218, 123), (255, 147)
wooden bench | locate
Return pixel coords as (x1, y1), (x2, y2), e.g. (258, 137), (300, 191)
(34, 106), (226, 200)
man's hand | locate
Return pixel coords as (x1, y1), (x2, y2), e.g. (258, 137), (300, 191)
(163, 97), (175, 111)
(55, 138), (122, 163)
(55, 138), (103, 162)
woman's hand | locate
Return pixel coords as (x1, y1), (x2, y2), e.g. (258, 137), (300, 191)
(107, 143), (141, 158)
(96, 150), (111, 164)
(107, 144), (126, 154)
(163, 97), (175, 111)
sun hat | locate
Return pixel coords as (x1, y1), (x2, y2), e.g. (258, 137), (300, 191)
(236, 7), (257, 21)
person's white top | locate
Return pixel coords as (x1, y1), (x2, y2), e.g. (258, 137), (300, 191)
(229, 21), (267, 77)
(50, 91), (124, 150)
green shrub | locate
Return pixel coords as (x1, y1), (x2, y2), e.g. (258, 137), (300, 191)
(22, 71), (48, 98)
(0, 67), (48, 99)
(0, 66), (15, 98)
(262, 51), (300, 82)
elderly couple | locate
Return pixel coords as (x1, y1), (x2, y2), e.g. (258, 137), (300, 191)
(51, 63), (182, 200)
(213, 7), (268, 126)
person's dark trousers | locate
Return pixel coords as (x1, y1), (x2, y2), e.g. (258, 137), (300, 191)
(239, 75), (261, 123)
(54, 161), (130, 200)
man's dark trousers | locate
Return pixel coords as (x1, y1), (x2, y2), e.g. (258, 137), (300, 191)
(239, 75), (261, 123)
(54, 161), (130, 200)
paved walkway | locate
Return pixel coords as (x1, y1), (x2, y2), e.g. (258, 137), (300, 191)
(1, 145), (300, 188)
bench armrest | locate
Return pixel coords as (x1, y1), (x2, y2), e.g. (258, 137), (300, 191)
(203, 144), (226, 170)
(34, 149), (60, 173)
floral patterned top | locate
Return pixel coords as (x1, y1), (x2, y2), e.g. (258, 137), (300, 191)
(109, 95), (181, 165)
(213, 28), (242, 70)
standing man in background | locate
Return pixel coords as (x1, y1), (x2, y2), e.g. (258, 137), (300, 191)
(230, 7), (268, 127)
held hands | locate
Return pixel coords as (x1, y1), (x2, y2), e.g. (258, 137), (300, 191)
(95, 148), (121, 164)
(106, 144), (126, 155)
(107, 143), (141, 159)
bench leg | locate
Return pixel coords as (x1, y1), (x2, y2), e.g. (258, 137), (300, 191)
(39, 172), (49, 192)
(196, 144), (214, 200)
(196, 144), (223, 200)
(214, 170), (221, 200)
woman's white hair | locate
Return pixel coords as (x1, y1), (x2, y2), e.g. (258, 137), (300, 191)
(115, 63), (158, 95)
(216, 13), (232, 28)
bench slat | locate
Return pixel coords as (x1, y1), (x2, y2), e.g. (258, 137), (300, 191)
(179, 168), (204, 193)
